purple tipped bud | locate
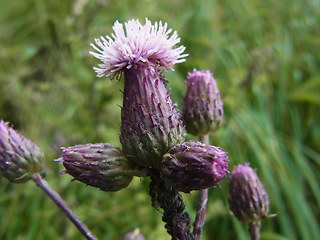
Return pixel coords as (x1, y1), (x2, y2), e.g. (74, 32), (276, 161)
(120, 67), (185, 168)
(182, 69), (223, 136)
(228, 163), (269, 223)
(61, 143), (145, 192)
(161, 140), (229, 193)
(123, 229), (145, 240)
(0, 120), (44, 183)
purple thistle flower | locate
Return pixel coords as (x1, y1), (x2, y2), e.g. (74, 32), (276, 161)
(228, 163), (269, 223)
(161, 140), (229, 193)
(182, 69), (223, 136)
(90, 18), (188, 78)
(90, 19), (187, 168)
(0, 120), (44, 183)
(60, 143), (146, 192)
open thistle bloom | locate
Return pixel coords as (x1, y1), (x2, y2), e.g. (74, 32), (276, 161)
(161, 140), (229, 193)
(90, 19), (187, 168)
(228, 163), (269, 223)
(60, 143), (146, 192)
(90, 18), (188, 77)
(182, 69), (223, 136)
(0, 120), (44, 183)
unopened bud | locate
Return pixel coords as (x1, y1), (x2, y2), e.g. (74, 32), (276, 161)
(161, 140), (229, 193)
(0, 120), (44, 183)
(123, 229), (145, 240)
(182, 69), (223, 136)
(60, 143), (145, 192)
(228, 163), (269, 223)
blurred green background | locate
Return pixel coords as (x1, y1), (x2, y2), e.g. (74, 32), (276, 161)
(1, 0), (319, 239)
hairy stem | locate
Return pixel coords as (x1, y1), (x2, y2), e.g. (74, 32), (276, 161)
(32, 174), (98, 240)
(248, 221), (261, 240)
(149, 170), (194, 240)
(193, 134), (209, 240)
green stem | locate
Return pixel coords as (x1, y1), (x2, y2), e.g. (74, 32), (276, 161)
(149, 170), (194, 240)
(193, 134), (210, 240)
(248, 221), (261, 240)
(32, 174), (98, 240)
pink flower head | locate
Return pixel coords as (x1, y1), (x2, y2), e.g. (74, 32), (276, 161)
(90, 18), (188, 77)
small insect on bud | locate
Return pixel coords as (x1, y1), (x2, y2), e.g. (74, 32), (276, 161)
(0, 120), (44, 183)
(60, 143), (146, 192)
(161, 140), (229, 193)
(228, 163), (269, 223)
(182, 69), (224, 136)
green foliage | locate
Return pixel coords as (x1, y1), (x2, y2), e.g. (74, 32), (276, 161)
(0, 0), (319, 239)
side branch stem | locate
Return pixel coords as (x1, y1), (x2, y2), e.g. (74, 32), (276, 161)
(193, 134), (209, 240)
(248, 221), (261, 240)
(32, 174), (98, 240)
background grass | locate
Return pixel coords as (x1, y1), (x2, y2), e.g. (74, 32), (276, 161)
(1, 0), (320, 239)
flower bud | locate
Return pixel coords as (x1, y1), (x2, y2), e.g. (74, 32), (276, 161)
(60, 143), (145, 192)
(0, 120), (44, 183)
(161, 140), (229, 193)
(120, 67), (185, 168)
(123, 229), (145, 240)
(228, 163), (269, 223)
(182, 69), (223, 136)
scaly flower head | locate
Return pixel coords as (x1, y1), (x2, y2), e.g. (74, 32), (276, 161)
(228, 163), (269, 223)
(161, 140), (229, 193)
(182, 69), (223, 136)
(120, 67), (185, 168)
(60, 143), (146, 192)
(0, 120), (44, 183)
(90, 18), (188, 77)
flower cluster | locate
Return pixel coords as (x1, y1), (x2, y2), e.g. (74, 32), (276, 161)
(0, 17), (272, 240)
(53, 18), (230, 195)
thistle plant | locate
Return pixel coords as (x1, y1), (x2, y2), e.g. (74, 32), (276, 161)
(1, 18), (234, 240)
(88, 18), (229, 239)
(228, 163), (269, 240)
